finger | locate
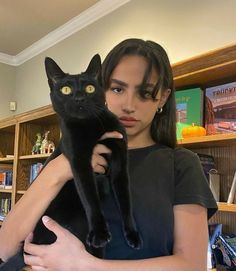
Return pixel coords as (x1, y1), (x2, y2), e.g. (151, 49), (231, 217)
(25, 232), (34, 243)
(100, 131), (123, 140)
(24, 253), (44, 267)
(42, 216), (68, 238)
(91, 154), (108, 168)
(93, 164), (106, 174)
(93, 144), (111, 155)
(24, 240), (47, 256)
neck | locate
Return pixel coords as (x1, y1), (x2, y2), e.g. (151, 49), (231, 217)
(127, 134), (156, 149)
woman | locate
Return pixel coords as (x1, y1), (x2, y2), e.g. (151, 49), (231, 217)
(0, 39), (217, 270)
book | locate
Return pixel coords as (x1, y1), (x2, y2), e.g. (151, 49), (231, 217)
(0, 198), (11, 220)
(29, 162), (43, 183)
(227, 171), (236, 204)
(197, 153), (216, 181)
(208, 223), (222, 269)
(0, 170), (13, 189)
(215, 234), (236, 267)
(205, 81), (236, 135)
(175, 87), (204, 140)
(197, 153), (220, 201)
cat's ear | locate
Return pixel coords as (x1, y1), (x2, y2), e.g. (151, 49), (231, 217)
(85, 54), (101, 77)
(45, 57), (65, 88)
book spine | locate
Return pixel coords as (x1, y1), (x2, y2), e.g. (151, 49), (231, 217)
(227, 171), (236, 204)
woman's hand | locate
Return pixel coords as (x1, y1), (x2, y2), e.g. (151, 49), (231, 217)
(91, 131), (123, 174)
(24, 216), (97, 271)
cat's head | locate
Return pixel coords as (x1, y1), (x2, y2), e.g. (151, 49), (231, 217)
(45, 55), (105, 121)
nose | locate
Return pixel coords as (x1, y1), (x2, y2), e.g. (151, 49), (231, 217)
(122, 93), (136, 114)
(75, 96), (85, 103)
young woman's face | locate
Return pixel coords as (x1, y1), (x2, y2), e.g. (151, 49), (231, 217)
(105, 55), (169, 148)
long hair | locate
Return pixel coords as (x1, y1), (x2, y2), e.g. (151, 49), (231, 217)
(101, 38), (176, 148)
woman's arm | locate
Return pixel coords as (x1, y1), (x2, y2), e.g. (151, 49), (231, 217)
(0, 154), (72, 261)
(0, 131), (122, 261)
(24, 204), (208, 271)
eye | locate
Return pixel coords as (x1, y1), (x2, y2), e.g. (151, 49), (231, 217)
(85, 84), (95, 94)
(143, 91), (152, 99)
(110, 87), (123, 94)
(60, 86), (72, 95)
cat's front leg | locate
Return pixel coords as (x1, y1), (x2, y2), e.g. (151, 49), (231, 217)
(71, 163), (111, 248)
(109, 141), (142, 249)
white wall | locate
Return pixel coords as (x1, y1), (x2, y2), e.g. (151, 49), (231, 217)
(0, 63), (15, 118)
(1, 0), (236, 119)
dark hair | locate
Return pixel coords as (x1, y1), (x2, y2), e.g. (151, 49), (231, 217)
(101, 38), (176, 148)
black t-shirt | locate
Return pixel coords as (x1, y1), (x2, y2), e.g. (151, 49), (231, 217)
(97, 144), (217, 260)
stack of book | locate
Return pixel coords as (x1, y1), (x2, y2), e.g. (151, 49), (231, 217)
(0, 198), (11, 221)
(29, 162), (43, 183)
(0, 170), (13, 189)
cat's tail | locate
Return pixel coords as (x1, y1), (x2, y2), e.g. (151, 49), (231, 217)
(0, 251), (25, 271)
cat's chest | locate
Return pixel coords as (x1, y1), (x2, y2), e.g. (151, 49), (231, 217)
(61, 124), (104, 150)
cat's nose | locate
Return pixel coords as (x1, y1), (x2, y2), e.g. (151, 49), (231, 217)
(75, 97), (85, 103)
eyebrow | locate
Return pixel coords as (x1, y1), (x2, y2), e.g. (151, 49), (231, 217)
(110, 78), (155, 89)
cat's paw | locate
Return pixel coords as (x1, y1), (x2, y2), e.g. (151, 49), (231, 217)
(125, 230), (142, 249)
(86, 229), (112, 248)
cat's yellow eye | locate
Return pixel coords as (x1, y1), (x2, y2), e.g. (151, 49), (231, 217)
(61, 86), (72, 95)
(85, 84), (95, 94)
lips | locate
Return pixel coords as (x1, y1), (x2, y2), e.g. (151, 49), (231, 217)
(119, 116), (138, 127)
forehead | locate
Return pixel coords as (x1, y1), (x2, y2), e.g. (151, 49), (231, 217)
(111, 55), (158, 84)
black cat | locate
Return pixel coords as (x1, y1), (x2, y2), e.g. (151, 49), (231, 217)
(0, 55), (141, 271)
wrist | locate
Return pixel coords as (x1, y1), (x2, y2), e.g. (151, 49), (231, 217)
(80, 253), (103, 271)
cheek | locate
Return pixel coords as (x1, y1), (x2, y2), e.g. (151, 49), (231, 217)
(140, 101), (158, 115)
(105, 93), (119, 113)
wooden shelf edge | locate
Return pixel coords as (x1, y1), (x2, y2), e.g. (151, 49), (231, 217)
(19, 153), (50, 160)
(0, 157), (14, 162)
(178, 133), (236, 146)
(218, 202), (236, 212)
(0, 188), (12, 193)
(17, 190), (26, 195)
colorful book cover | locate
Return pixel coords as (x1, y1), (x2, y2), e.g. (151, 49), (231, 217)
(205, 81), (236, 135)
(208, 223), (222, 268)
(175, 87), (204, 140)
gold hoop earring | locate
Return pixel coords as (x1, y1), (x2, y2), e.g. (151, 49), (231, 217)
(157, 107), (163, 114)
(105, 101), (107, 107)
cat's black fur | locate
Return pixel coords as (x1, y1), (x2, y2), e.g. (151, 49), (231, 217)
(0, 55), (141, 271)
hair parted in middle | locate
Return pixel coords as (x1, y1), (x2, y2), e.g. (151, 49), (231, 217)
(100, 38), (176, 148)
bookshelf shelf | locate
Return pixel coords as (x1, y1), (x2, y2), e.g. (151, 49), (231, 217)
(177, 133), (236, 148)
(19, 153), (50, 160)
(218, 202), (236, 212)
(0, 157), (14, 162)
(0, 189), (12, 193)
(17, 190), (26, 195)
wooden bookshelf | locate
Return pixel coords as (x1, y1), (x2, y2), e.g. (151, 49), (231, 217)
(172, 44), (236, 271)
(0, 44), (236, 271)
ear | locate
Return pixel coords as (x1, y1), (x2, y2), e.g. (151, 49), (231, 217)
(159, 88), (171, 107)
(85, 54), (101, 77)
(45, 57), (65, 88)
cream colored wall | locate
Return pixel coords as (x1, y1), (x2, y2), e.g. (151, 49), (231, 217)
(0, 63), (15, 118)
(2, 0), (236, 118)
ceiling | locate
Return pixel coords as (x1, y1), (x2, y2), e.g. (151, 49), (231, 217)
(0, 0), (100, 56)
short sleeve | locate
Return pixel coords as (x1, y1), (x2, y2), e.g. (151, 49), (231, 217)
(174, 147), (218, 219)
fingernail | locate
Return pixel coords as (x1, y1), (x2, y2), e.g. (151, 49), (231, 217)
(42, 216), (50, 223)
